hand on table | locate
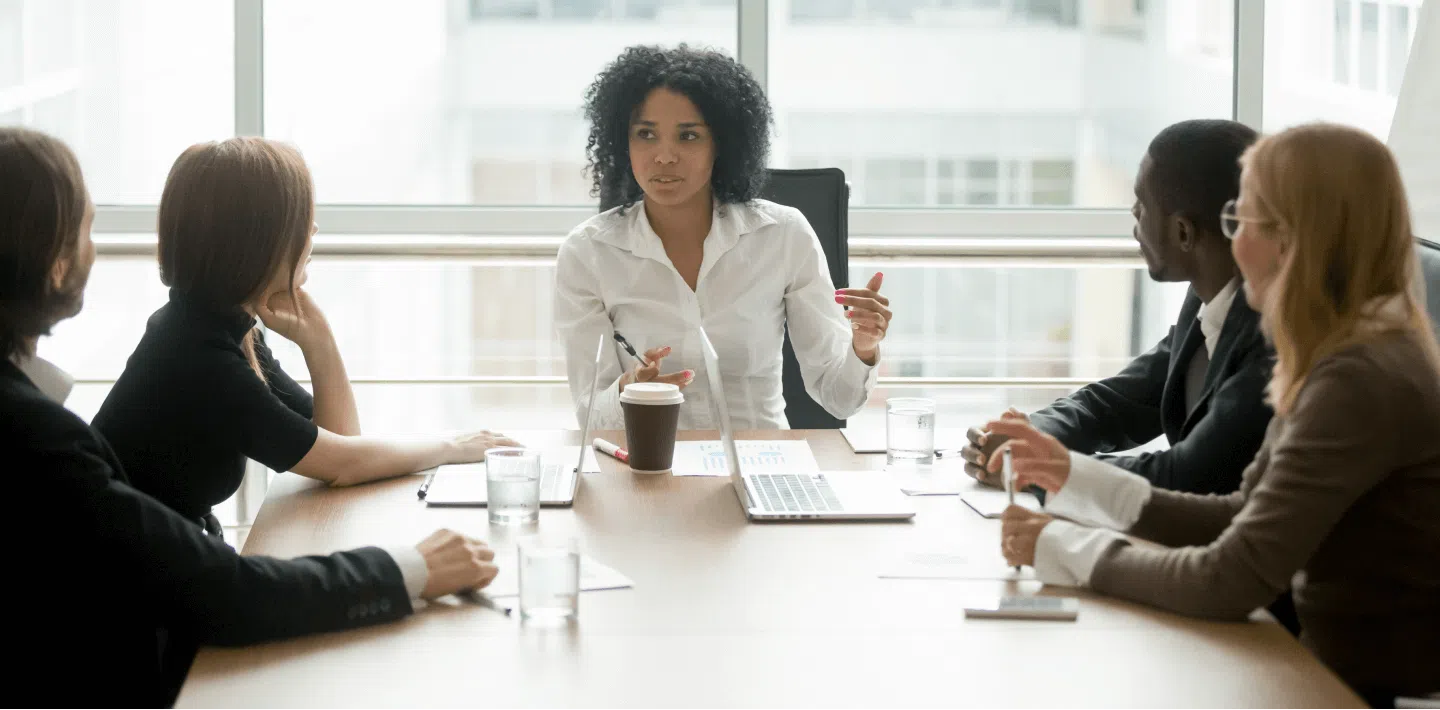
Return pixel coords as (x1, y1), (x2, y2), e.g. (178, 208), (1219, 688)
(417, 530), (500, 600)
(446, 431), (522, 465)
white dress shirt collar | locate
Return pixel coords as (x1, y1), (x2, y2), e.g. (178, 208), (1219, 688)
(596, 200), (779, 264)
(1197, 277), (1241, 357)
(12, 354), (74, 404)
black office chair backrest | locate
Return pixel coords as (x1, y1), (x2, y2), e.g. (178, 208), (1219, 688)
(762, 169), (850, 430)
(594, 168), (852, 429)
(1416, 237), (1440, 337)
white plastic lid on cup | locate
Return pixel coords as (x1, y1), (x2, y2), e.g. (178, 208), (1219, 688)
(619, 382), (685, 405)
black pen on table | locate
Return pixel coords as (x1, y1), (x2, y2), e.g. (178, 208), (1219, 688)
(461, 590), (512, 616)
(613, 331), (650, 367)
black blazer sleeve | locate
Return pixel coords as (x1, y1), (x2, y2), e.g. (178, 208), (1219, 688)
(42, 445), (412, 645)
(1028, 328), (1172, 455)
(1091, 337), (1273, 493)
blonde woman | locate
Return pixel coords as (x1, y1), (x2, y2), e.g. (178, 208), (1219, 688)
(989, 123), (1440, 704)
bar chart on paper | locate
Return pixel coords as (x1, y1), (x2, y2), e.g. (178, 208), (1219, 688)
(672, 441), (821, 476)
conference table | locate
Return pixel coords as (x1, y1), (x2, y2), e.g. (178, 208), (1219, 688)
(178, 429), (1363, 708)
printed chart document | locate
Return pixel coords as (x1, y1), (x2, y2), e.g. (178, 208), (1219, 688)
(671, 440), (820, 477)
(879, 551), (1037, 582)
(960, 481), (1042, 518)
(481, 555), (634, 599)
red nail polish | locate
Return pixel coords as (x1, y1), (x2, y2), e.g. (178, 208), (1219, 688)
(835, 296), (845, 304)
(845, 311), (853, 318)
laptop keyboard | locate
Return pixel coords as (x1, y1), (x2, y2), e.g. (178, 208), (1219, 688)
(751, 474), (843, 513)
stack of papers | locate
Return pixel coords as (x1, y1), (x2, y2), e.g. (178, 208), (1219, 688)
(670, 440), (820, 477)
(960, 482), (1042, 519)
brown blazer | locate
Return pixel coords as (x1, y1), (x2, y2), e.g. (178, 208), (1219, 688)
(1090, 330), (1440, 697)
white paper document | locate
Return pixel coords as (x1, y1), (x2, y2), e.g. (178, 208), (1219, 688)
(960, 483), (1042, 519)
(482, 555), (634, 599)
(894, 461), (972, 496)
(879, 551), (1037, 582)
(671, 440), (820, 477)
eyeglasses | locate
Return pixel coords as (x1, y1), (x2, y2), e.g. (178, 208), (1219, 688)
(1220, 199), (1275, 240)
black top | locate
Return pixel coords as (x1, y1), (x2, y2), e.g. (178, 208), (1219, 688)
(2, 359), (408, 707)
(93, 289), (319, 522)
(1029, 286), (1274, 494)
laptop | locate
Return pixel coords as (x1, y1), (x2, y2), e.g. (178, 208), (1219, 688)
(698, 328), (914, 522)
(420, 333), (605, 508)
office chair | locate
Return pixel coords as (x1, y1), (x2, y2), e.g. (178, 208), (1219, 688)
(1415, 237), (1440, 337)
(596, 168), (853, 429)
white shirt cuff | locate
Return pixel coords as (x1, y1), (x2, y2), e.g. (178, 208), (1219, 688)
(384, 545), (430, 600)
(1043, 452), (1152, 531)
(843, 344), (881, 388)
(1034, 519), (1127, 587)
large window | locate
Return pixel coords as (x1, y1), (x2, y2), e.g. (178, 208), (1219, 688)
(769, 0), (1235, 208)
(1263, 0), (1423, 136)
(21, 0), (1435, 537)
(264, 0), (737, 205)
(0, 0), (233, 203)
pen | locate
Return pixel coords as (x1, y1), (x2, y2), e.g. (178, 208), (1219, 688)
(417, 472), (435, 500)
(462, 591), (513, 616)
(612, 331), (650, 367)
(1004, 448), (1020, 572)
(593, 438), (630, 463)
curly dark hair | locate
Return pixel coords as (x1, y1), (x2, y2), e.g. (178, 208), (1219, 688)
(583, 44), (772, 208)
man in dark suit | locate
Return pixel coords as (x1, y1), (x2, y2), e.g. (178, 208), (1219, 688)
(963, 119), (1272, 497)
(1, 127), (501, 707)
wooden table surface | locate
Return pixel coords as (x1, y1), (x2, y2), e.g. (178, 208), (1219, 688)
(179, 430), (1363, 708)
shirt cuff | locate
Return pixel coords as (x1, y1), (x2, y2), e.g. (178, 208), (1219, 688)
(843, 344), (881, 389)
(1043, 452), (1153, 531)
(1034, 519), (1127, 587)
(384, 545), (430, 600)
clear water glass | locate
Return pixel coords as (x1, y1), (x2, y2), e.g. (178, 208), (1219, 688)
(887, 398), (937, 466)
(518, 536), (580, 624)
(486, 448), (541, 525)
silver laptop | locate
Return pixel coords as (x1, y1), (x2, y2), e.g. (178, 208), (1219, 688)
(421, 333), (605, 508)
(698, 328), (914, 522)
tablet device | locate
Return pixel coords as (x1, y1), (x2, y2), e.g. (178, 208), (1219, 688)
(964, 596), (1079, 621)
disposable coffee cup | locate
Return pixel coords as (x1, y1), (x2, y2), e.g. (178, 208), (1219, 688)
(619, 382), (684, 474)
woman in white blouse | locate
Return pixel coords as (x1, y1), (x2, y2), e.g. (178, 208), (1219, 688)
(555, 45), (893, 430)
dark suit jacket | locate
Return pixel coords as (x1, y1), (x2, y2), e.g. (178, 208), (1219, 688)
(1029, 287), (1273, 494)
(2, 360), (412, 708)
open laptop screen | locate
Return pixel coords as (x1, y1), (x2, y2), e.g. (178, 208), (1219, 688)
(573, 332), (606, 473)
(697, 327), (745, 489)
